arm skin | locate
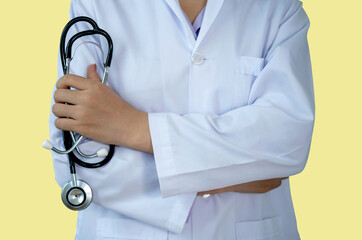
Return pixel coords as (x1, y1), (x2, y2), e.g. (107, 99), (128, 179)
(52, 64), (286, 195)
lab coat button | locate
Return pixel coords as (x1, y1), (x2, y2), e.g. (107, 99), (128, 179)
(191, 52), (205, 65)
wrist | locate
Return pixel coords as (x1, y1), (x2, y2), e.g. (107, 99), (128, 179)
(126, 110), (153, 153)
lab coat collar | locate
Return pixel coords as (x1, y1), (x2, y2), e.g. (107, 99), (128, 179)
(163, 0), (225, 53)
(163, 0), (196, 45)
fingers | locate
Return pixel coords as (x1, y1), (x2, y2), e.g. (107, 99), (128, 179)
(56, 64), (101, 90)
(53, 64), (102, 134)
(268, 179), (282, 190)
(196, 177), (289, 196)
(54, 118), (78, 132)
(87, 64), (102, 82)
(52, 103), (78, 119)
(56, 74), (94, 90)
(255, 178), (284, 193)
(53, 89), (83, 104)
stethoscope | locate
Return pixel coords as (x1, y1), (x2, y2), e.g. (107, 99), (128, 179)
(42, 16), (115, 210)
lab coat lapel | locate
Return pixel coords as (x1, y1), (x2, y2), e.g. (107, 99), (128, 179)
(163, 0), (225, 51)
(194, 0), (225, 53)
(163, 0), (196, 46)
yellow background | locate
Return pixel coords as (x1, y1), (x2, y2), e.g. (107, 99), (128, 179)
(0, 0), (361, 239)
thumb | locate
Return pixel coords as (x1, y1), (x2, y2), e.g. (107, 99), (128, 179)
(87, 64), (102, 82)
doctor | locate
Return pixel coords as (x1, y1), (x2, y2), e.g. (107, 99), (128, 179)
(49, 0), (315, 239)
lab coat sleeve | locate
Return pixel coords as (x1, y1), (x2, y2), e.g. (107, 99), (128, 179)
(148, 0), (315, 198)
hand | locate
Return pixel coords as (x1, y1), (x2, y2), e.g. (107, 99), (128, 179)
(197, 177), (288, 196)
(52, 64), (153, 153)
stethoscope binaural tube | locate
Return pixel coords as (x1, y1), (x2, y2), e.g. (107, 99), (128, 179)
(59, 16), (113, 70)
(43, 16), (115, 211)
(43, 16), (114, 158)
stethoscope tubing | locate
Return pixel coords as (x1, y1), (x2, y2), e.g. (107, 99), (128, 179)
(43, 16), (115, 210)
(60, 16), (115, 166)
(55, 16), (114, 160)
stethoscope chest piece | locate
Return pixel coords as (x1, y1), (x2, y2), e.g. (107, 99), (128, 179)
(61, 178), (92, 211)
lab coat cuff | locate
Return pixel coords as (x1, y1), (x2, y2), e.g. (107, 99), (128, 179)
(148, 112), (197, 233)
(148, 112), (181, 198)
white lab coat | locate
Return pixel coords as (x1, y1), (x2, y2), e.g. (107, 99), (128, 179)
(49, 0), (315, 239)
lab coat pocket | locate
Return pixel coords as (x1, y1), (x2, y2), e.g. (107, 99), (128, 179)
(233, 56), (265, 108)
(97, 218), (167, 240)
(235, 216), (284, 240)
